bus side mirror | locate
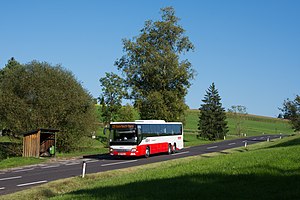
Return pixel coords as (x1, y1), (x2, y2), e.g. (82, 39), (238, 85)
(103, 127), (108, 135)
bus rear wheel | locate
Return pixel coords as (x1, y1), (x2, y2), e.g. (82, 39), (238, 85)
(172, 143), (177, 154)
(145, 146), (150, 158)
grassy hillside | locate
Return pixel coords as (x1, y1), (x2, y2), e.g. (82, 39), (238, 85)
(185, 109), (293, 136)
(2, 134), (300, 200)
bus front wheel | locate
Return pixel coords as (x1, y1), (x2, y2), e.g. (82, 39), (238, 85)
(168, 144), (172, 155)
(145, 147), (150, 158)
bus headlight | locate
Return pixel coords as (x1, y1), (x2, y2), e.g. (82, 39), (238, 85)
(131, 148), (136, 152)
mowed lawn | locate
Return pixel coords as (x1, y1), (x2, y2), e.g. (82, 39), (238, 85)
(2, 134), (300, 200)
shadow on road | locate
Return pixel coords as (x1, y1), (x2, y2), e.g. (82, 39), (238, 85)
(82, 151), (173, 161)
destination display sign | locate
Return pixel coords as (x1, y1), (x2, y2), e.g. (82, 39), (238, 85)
(111, 124), (135, 129)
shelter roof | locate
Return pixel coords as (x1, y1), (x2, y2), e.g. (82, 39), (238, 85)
(23, 128), (59, 136)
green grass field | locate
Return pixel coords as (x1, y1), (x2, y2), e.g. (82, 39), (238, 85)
(0, 157), (46, 170)
(185, 109), (293, 139)
(2, 134), (299, 200)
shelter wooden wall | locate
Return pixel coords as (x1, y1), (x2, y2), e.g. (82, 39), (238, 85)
(23, 130), (41, 157)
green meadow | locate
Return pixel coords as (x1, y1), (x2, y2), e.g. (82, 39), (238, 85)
(2, 134), (299, 200)
(184, 109), (293, 139)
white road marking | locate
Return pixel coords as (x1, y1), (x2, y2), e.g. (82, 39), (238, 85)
(171, 151), (189, 156)
(228, 143), (236, 146)
(13, 168), (34, 173)
(253, 138), (257, 140)
(41, 165), (60, 169)
(206, 146), (218, 150)
(260, 137), (264, 139)
(86, 160), (99, 163)
(37, 164), (48, 167)
(0, 176), (22, 181)
(101, 160), (138, 167)
(17, 180), (47, 187)
(0, 187), (5, 190)
(65, 162), (80, 166)
(242, 140), (247, 143)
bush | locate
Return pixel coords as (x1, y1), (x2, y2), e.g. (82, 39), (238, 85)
(0, 142), (22, 160)
(0, 59), (98, 152)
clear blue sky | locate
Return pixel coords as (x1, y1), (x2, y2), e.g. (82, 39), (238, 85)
(1, 0), (299, 117)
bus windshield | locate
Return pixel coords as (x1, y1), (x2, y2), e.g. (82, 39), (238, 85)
(109, 128), (137, 145)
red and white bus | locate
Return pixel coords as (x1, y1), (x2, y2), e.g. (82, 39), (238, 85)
(106, 120), (183, 157)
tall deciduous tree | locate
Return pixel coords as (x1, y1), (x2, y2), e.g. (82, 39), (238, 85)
(228, 105), (247, 136)
(115, 7), (195, 121)
(280, 95), (300, 131)
(118, 104), (140, 122)
(198, 83), (228, 140)
(0, 59), (97, 152)
(99, 72), (126, 124)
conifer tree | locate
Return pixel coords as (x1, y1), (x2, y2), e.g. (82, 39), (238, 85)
(198, 83), (228, 140)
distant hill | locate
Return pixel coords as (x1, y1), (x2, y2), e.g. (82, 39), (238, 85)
(185, 109), (293, 137)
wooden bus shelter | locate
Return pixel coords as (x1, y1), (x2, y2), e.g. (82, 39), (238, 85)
(23, 128), (59, 158)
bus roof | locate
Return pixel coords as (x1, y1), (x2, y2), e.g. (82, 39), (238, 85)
(110, 120), (182, 125)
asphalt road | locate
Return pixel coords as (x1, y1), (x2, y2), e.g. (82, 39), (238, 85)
(0, 134), (284, 195)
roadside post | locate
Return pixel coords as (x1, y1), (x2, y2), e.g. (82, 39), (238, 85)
(267, 137), (270, 142)
(82, 161), (87, 178)
(280, 133), (282, 139)
(244, 141), (247, 148)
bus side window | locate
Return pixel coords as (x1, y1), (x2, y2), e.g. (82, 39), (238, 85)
(159, 125), (165, 135)
(166, 125), (172, 135)
(137, 125), (143, 143)
(172, 124), (180, 135)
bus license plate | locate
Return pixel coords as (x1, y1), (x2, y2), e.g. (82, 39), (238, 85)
(118, 153), (126, 155)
